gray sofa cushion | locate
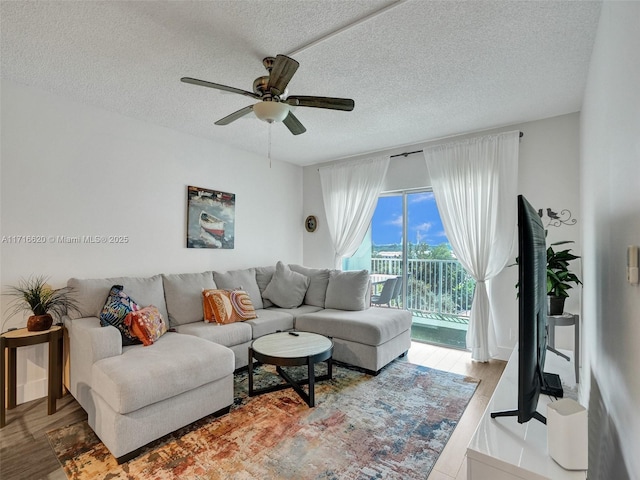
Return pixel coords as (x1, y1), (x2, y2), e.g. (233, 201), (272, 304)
(255, 265), (276, 308)
(268, 304), (324, 319)
(262, 261), (310, 309)
(68, 275), (169, 322)
(213, 268), (263, 310)
(175, 321), (252, 348)
(324, 270), (369, 311)
(245, 309), (295, 338)
(91, 332), (234, 414)
(162, 272), (216, 326)
(289, 264), (330, 307)
(295, 308), (412, 346)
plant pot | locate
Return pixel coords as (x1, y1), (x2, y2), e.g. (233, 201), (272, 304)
(548, 296), (566, 316)
(27, 314), (53, 331)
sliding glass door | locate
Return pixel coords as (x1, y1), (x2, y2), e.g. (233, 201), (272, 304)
(346, 190), (474, 349)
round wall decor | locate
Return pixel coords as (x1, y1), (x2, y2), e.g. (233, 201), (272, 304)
(305, 215), (318, 232)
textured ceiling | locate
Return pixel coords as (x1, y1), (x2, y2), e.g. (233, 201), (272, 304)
(0, 1), (601, 166)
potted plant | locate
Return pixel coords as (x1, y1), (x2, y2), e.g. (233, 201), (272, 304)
(5, 275), (79, 331)
(546, 241), (581, 316)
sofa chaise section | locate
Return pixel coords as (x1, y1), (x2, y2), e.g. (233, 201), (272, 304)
(295, 307), (412, 374)
(66, 315), (234, 462)
(65, 275), (236, 462)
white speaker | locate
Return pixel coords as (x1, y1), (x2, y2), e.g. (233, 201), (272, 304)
(547, 398), (588, 470)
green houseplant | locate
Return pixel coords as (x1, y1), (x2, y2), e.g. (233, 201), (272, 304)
(5, 275), (79, 331)
(546, 241), (581, 315)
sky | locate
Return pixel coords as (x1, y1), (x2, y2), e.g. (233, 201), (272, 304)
(371, 192), (449, 246)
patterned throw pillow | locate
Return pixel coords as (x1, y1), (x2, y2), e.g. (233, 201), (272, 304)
(124, 305), (167, 346)
(100, 285), (142, 345)
(202, 289), (258, 324)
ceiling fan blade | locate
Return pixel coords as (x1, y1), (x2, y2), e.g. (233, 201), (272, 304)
(181, 77), (260, 99)
(286, 96), (355, 111)
(267, 55), (299, 96)
(214, 105), (254, 125)
(283, 111), (306, 135)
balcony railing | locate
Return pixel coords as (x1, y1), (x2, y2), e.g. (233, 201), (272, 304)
(370, 257), (475, 323)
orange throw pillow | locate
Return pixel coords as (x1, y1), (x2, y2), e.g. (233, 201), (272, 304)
(203, 289), (257, 324)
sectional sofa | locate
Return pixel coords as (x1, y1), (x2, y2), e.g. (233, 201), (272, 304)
(63, 262), (412, 462)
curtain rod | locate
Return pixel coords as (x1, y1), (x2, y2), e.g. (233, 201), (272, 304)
(390, 131), (524, 159)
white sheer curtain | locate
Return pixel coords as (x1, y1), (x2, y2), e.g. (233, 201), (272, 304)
(319, 156), (390, 268)
(424, 131), (519, 362)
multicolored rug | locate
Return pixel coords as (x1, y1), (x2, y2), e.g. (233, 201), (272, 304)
(47, 361), (478, 479)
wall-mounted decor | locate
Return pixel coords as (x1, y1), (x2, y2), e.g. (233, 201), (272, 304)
(305, 215), (318, 233)
(538, 208), (577, 228)
(187, 186), (235, 249)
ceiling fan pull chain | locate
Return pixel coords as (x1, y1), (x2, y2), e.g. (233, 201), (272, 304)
(268, 122), (272, 168)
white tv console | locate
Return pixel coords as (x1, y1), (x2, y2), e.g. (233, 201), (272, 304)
(467, 346), (586, 480)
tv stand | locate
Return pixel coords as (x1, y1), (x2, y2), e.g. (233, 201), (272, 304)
(467, 346), (586, 479)
(547, 344), (569, 361)
(541, 372), (563, 398)
(489, 370), (564, 424)
(490, 409), (547, 424)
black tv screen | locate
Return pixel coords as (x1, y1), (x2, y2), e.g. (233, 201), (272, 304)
(491, 195), (562, 425)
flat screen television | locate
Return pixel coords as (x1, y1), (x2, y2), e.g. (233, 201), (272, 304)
(491, 195), (563, 425)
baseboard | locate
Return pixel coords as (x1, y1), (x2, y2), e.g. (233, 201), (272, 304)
(494, 345), (514, 361)
(17, 378), (48, 404)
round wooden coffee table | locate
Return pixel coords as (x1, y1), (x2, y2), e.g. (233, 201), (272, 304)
(248, 331), (333, 407)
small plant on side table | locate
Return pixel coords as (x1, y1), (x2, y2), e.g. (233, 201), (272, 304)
(546, 241), (582, 316)
(4, 275), (78, 331)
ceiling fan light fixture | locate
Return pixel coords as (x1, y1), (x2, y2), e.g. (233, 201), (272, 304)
(253, 101), (290, 123)
(182, 54), (353, 134)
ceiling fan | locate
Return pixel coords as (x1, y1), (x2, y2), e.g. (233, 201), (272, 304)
(181, 54), (354, 135)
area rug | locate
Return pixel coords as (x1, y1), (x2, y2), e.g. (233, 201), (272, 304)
(47, 361), (479, 480)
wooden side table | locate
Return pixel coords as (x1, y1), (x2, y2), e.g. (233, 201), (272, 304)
(547, 313), (579, 383)
(1, 325), (63, 427)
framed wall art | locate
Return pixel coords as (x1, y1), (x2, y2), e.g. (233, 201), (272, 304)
(187, 186), (235, 249)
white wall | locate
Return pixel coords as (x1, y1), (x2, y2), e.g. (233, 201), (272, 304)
(303, 113), (582, 358)
(580, 2), (640, 477)
(492, 113), (581, 357)
(1, 80), (303, 402)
